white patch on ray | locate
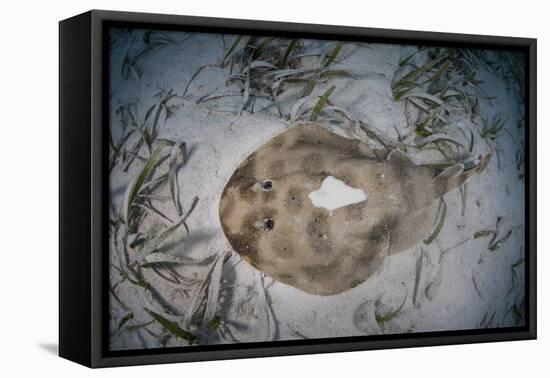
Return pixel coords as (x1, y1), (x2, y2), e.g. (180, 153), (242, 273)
(308, 176), (367, 212)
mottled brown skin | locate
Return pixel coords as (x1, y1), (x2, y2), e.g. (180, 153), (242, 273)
(219, 123), (491, 296)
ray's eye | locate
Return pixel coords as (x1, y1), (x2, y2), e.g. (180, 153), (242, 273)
(261, 180), (273, 191)
(253, 218), (275, 231)
(265, 218), (275, 230)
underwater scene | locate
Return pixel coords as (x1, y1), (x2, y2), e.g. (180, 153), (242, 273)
(107, 28), (526, 350)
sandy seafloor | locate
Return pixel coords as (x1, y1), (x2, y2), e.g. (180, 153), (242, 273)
(107, 29), (526, 350)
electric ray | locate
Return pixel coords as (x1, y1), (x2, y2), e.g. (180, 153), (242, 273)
(219, 123), (491, 296)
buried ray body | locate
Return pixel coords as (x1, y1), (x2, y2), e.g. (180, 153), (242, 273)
(219, 123), (491, 296)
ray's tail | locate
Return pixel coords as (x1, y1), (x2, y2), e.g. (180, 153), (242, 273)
(434, 153), (492, 198)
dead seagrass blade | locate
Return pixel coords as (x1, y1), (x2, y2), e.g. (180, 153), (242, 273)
(219, 123), (491, 296)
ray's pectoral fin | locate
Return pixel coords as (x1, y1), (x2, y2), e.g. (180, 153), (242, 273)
(387, 201), (439, 255)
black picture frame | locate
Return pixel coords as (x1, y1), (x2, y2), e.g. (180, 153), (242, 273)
(59, 9), (537, 368)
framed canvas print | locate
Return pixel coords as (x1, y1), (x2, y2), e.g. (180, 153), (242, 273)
(59, 10), (536, 368)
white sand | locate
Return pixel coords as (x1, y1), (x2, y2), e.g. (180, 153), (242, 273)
(108, 30), (525, 350)
(308, 176), (368, 212)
